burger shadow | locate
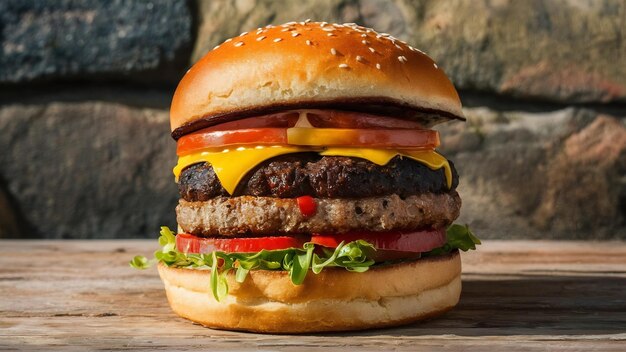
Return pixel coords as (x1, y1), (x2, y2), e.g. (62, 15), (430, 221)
(323, 275), (626, 337)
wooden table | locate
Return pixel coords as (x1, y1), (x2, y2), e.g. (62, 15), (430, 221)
(1, 240), (625, 351)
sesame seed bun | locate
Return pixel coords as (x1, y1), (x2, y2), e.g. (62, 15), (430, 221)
(157, 251), (461, 333)
(170, 22), (464, 136)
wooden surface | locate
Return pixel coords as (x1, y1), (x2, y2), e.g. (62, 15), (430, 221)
(1, 240), (625, 351)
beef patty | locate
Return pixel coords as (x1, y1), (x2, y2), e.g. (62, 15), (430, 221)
(178, 154), (459, 201)
(177, 192), (461, 236)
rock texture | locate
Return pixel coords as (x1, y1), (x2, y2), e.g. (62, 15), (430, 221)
(192, 0), (359, 62)
(193, 0), (626, 103)
(406, 0), (626, 103)
(437, 108), (626, 239)
(0, 184), (22, 238)
(0, 0), (192, 84)
(0, 92), (178, 238)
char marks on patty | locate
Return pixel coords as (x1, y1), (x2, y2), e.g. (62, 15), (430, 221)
(178, 154), (458, 201)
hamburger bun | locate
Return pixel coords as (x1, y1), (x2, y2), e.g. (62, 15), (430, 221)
(170, 22), (464, 136)
(158, 251), (461, 333)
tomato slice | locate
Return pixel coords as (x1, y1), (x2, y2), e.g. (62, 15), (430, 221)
(199, 112), (300, 131)
(176, 233), (308, 254)
(177, 128), (287, 155)
(311, 229), (446, 261)
(306, 110), (425, 129)
(176, 229), (446, 262)
(177, 128), (439, 155)
(176, 110), (440, 156)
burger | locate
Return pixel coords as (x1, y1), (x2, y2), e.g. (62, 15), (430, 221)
(131, 21), (479, 333)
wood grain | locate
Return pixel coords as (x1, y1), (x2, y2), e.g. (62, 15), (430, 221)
(0, 240), (625, 351)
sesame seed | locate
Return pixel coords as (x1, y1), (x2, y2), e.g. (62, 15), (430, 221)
(234, 41), (244, 47)
(356, 55), (365, 62)
(256, 36), (266, 41)
(281, 28), (290, 32)
(240, 31), (248, 36)
(292, 32), (300, 37)
(361, 34), (367, 38)
(299, 22), (305, 25)
(365, 29), (372, 33)
(286, 21), (296, 25)
(304, 18), (311, 23)
(376, 63), (381, 70)
(339, 63), (349, 69)
(376, 34), (382, 39)
(224, 38), (232, 43)
(333, 24), (343, 28)
(256, 29), (263, 34)
(320, 22), (328, 27)
(368, 47), (376, 53)
(398, 55), (407, 63)
(381, 33), (390, 37)
(395, 44), (403, 50)
(306, 40), (312, 45)
(213, 45), (220, 50)
(327, 33), (335, 37)
(322, 27), (334, 31)
(433, 63), (438, 69)
(362, 40), (370, 45)
(273, 38), (282, 42)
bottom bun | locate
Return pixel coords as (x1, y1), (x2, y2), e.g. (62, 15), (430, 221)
(157, 251), (461, 333)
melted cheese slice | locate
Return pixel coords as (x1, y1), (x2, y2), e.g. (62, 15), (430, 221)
(174, 146), (452, 194)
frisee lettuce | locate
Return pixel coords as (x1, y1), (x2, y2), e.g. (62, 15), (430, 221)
(130, 225), (479, 301)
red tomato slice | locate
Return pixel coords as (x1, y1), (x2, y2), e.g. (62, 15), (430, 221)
(176, 233), (308, 254)
(176, 110), (439, 156)
(177, 128), (439, 155)
(201, 112), (300, 131)
(311, 228), (446, 261)
(306, 110), (425, 129)
(177, 128), (287, 155)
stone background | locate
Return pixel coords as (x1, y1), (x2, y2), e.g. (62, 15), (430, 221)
(1, 0), (624, 239)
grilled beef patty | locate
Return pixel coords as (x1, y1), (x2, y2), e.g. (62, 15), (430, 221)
(177, 192), (461, 236)
(178, 154), (459, 201)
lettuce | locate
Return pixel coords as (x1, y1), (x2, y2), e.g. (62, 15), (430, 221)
(424, 224), (481, 256)
(130, 225), (479, 301)
(130, 227), (376, 301)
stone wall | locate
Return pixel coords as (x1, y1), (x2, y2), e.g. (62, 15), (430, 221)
(1, 0), (624, 239)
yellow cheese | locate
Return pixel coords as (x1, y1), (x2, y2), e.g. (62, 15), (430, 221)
(173, 146), (452, 194)
(174, 146), (306, 194)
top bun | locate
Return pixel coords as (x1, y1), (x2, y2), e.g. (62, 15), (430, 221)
(170, 21), (464, 136)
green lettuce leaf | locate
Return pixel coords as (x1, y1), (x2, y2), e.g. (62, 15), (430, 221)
(130, 225), (480, 301)
(425, 224), (481, 256)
